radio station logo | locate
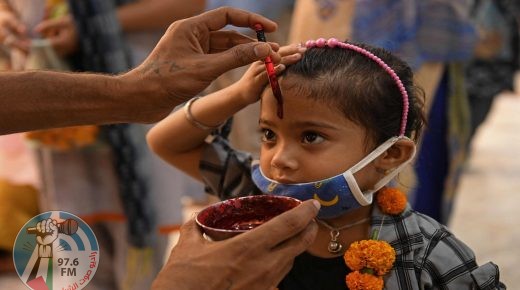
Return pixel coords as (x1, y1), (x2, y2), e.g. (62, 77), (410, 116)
(13, 211), (99, 290)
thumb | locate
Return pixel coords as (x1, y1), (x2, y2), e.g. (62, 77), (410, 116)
(207, 42), (277, 77)
(178, 219), (205, 243)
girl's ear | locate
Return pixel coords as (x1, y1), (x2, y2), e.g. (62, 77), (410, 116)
(373, 138), (416, 171)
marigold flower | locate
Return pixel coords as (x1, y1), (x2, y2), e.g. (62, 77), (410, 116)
(376, 187), (407, 215)
(346, 271), (384, 290)
(342, 187), (404, 289)
(344, 240), (396, 275)
(26, 125), (99, 150)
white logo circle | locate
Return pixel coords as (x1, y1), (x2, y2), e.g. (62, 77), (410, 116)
(13, 211), (99, 289)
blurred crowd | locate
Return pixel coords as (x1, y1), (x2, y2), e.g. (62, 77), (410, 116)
(0, 0), (518, 289)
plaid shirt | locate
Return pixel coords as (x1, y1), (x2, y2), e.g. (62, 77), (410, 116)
(200, 136), (506, 289)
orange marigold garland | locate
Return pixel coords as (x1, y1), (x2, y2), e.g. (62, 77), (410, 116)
(25, 125), (99, 151)
(344, 240), (396, 276)
(376, 187), (407, 215)
(344, 187), (407, 290)
(345, 271), (384, 290)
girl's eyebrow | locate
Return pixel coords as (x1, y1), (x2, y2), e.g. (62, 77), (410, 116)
(294, 121), (340, 130)
(258, 118), (275, 126)
(259, 118), (340, 130)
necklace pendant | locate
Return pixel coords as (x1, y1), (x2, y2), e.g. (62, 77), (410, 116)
(328, 241), (343, 254)
(327, 229), (343, 254)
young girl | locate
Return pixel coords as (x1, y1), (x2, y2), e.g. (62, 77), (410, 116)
(147, 39), (505, 289)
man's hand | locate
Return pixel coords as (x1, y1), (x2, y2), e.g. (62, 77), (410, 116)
(234, 44), (306, 105)
(121, 6), (282, 122)
(152, 200), (320, 290)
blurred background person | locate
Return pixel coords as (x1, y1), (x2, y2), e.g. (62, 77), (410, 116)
(465, 0), (520, 149)
(0, 0), (205, 289)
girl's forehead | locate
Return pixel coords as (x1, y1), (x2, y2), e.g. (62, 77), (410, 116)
(260, 90), (351, 128)
(262, 82), (340, 114)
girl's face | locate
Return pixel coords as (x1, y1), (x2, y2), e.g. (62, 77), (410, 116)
(259, 84), (378, 190)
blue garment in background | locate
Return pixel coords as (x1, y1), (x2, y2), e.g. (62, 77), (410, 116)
(411, 72), (449, 222)
(352, 0), (477, 69)
(206, 0), (294, 32)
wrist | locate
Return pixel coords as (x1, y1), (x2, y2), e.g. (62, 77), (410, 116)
(116, 71), (171, 123)
(229, 82), (258, 108)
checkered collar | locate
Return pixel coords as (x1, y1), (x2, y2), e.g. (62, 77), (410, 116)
(370, 203), (424, 256)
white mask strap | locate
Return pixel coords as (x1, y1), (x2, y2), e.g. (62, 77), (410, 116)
(369, 141), (416, 194)
(343, 136), (416, 205)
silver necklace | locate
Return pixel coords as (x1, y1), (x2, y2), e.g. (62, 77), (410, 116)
(316, 217), (371, 254)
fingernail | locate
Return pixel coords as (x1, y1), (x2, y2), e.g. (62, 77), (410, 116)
(298, 47), (307, 53)
(254, 43), (270, 58)
(312, 200), (321, 210)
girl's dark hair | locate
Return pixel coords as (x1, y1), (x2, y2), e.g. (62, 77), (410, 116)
(282, 42), (426, 146)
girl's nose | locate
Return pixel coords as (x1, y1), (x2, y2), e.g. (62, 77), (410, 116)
(270, 143), (298, 171)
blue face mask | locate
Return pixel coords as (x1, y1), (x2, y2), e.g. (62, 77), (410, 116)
(251, 136), (416, 219)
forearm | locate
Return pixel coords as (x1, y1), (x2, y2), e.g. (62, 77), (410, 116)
(0, 70), (164, 134)
(117, 0), (205, 32)
(147, 83), (250, 179)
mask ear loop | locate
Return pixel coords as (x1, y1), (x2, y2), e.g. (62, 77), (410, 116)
(369, 140), (416, 194)
(343, 136), (416, 206)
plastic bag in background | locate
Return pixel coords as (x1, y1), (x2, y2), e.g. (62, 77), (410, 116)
(23, 38), (70, 71)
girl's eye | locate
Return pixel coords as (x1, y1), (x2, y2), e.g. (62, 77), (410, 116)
(261, 128), (276, 142)
(302, 132), (325, 144)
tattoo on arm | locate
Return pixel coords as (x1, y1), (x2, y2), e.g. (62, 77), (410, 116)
(141, 57), (184, 76)
(169, 61), (182, 73)
(141, 58), (159, 74)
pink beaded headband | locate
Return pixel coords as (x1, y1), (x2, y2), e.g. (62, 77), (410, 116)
(305, 38), (410, 137)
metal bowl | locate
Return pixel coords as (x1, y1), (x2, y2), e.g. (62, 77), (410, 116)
(195, 195), (302, 241)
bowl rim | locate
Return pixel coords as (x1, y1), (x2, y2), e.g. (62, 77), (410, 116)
(195, 195), (302, 234)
